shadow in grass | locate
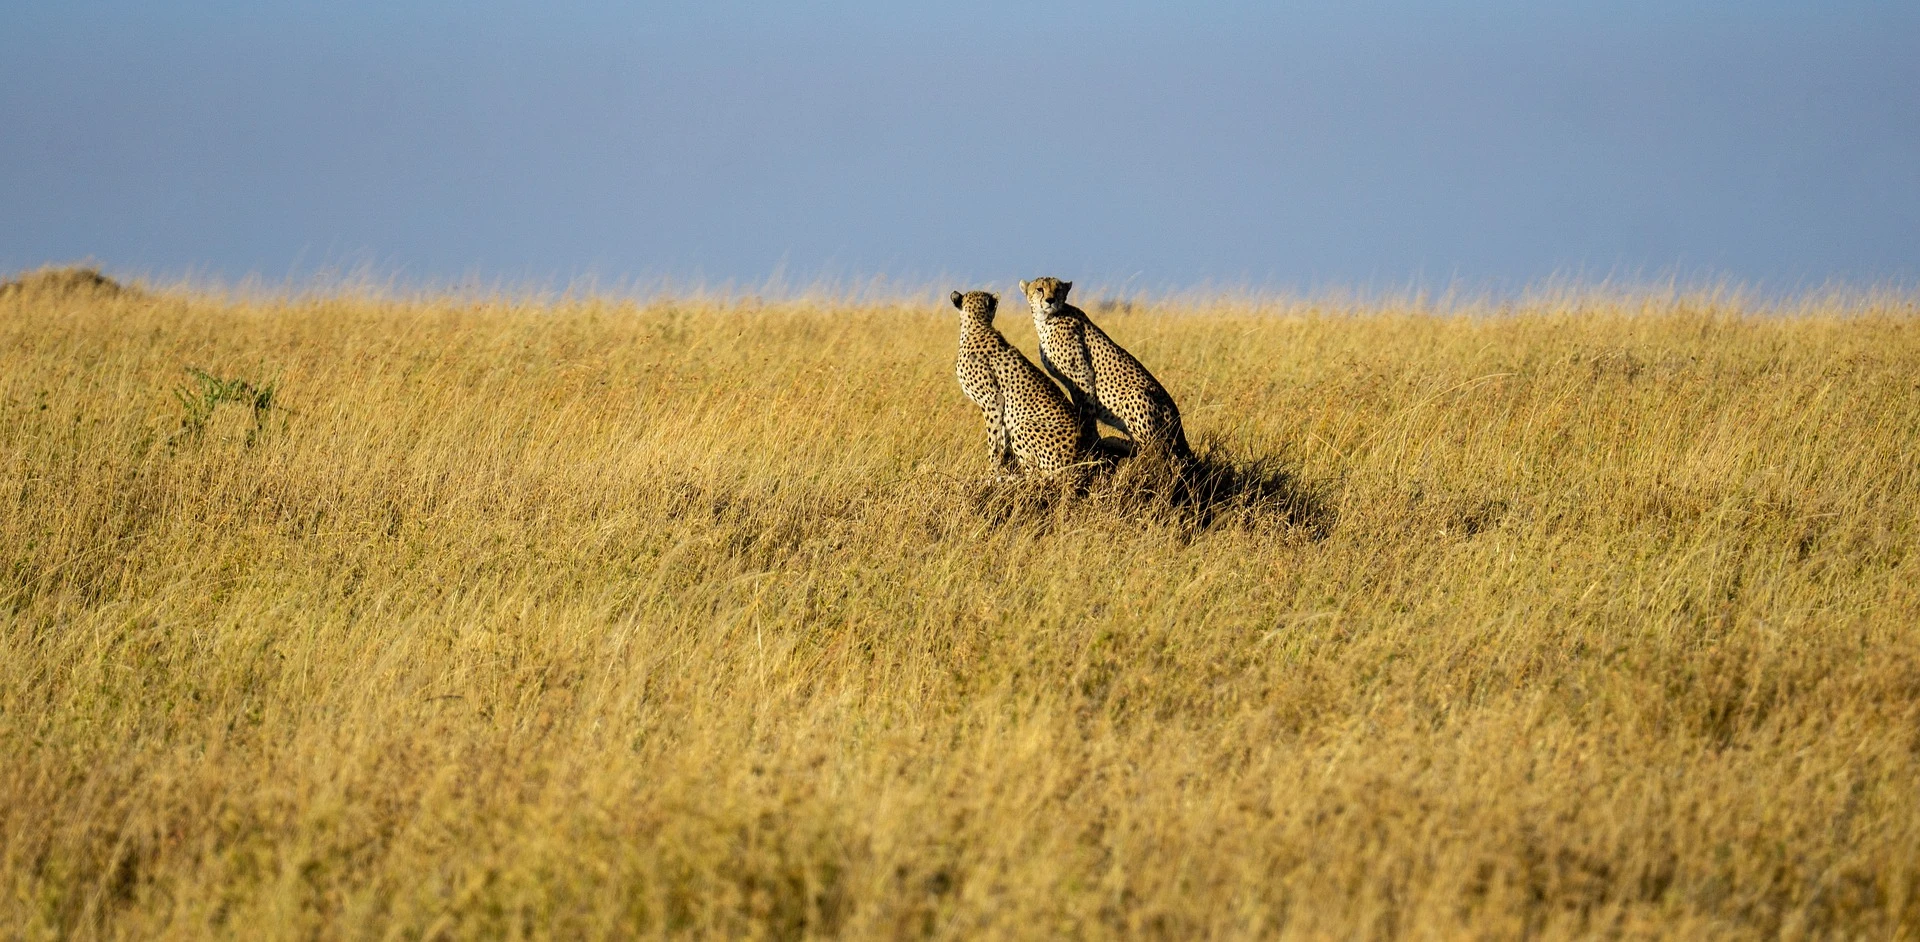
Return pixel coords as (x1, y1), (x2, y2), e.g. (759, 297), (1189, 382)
(960, 438), (1337, 539)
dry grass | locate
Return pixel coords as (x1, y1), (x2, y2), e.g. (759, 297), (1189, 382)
(2, 278), (1918, 940)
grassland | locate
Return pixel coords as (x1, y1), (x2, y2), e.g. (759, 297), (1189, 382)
(3, 270), (1918, 939)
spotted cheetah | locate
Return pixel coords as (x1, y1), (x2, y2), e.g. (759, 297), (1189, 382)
(1020, 277), (1192, 460)
(951, 290), (1090, 475)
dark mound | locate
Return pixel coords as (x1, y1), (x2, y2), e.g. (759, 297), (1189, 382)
(0, 265), (136, 299)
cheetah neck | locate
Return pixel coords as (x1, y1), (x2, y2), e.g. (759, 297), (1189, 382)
(1030, 304), (1078, 330)
(958, 315), (1000, 346)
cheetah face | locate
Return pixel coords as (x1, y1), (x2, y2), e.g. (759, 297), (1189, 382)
(951, 290), (998, 322)
(1019, 277), (1073, 316)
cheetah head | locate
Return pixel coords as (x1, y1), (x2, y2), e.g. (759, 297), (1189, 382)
(950, 290), (998, 322)
(1018, 277), (1073, 316)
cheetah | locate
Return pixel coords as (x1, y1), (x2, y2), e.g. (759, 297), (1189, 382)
(951, 290), (1091, 475)
(1019, 277), (1192, 461)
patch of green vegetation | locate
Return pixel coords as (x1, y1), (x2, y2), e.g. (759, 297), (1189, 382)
(172, 367), (279, 447)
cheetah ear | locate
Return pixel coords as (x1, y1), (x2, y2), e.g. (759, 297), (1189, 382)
(1060, 281), (1073, 297)
(950, 290), (964, 309)
(1018, 280), (1030, 294)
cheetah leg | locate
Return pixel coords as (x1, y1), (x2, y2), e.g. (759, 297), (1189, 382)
(1138, 399), (1193, 462)
(977, 391), (1016, 474)
(1167, 416), (1193, 461)
(1067, 389), (1100, 449)
(1091, 400), (1136, 448)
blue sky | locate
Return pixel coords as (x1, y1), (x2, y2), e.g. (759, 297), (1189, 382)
(3, 1), (1916, 293)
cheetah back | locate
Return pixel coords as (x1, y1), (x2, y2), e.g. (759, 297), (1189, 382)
(989, 342), (1084, 473)
(1043, 305), (1190, 458)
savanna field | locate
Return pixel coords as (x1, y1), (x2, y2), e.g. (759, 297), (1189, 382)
(3, 269), (1919, 940)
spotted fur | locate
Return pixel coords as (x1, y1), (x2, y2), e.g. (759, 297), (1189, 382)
(1019, 277), (1192, 460)
(951, 290), (1090, 474)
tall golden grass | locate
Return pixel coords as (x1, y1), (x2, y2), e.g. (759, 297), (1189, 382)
(3, 269), (1918, 939)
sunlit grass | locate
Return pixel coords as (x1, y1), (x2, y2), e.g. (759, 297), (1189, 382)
(3, 271), (1918, 939)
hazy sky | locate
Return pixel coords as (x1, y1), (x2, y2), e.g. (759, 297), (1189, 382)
(4, 1), (1917, 293)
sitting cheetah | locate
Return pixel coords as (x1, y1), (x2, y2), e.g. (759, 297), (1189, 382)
(951, 290), (1091, 475)
(1020, 277), (1192, 460)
